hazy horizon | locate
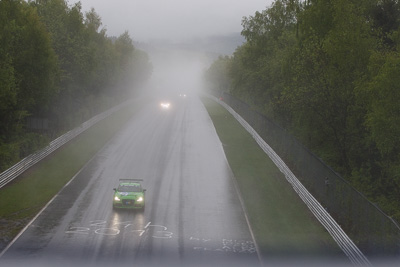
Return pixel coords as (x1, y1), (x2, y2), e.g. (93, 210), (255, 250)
(70, 0), (272, 43)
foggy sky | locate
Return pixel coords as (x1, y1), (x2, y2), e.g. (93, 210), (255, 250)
(70, 0), (272, 42)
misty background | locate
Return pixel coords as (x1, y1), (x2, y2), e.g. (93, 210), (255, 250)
(3, 1), (400, 263)
(67, 0), (273, 100)
(1, 0), (274, 172)
(72, 0), (271, 43)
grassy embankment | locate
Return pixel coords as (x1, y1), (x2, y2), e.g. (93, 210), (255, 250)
(201, 97), (345, 261)
(0, 101), (144, 250)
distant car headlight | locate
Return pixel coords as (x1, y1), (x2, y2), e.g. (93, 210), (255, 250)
(137, 196), (144, 202)
(114, 196), (121, 201)
(160, 102), (170, 109)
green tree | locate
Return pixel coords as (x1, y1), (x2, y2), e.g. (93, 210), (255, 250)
(130, 48), (153, 89)
(114, 31), (152, 94)
(205, 0), (400, 222)
(0, 0), (57, 169)
(204, 55), (232, 94)
(115, 31), (135, 72)
(230, 0), (299, 116)
(281, 0), (376, 175)
(368, 0), (400, 48)
(0, 9), (18, 140)
(357, 50), (400, 215)
(0, 0), (153, 173)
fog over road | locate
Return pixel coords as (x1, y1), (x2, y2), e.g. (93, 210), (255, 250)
(1, 95), (259, 266)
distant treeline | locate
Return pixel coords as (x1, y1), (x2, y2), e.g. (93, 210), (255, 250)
(0, 0), (152, 171)
(205, 0), (400, 222)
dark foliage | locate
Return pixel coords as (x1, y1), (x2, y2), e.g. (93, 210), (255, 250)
(204, 0), (400, 222)
(0, 0), (152, 172)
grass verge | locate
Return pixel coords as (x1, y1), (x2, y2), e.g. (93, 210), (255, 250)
(0, 100), (144, 250)
(201, 97), (345, 261)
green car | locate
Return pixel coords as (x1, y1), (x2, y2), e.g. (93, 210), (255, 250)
(113, 179), (146, 210)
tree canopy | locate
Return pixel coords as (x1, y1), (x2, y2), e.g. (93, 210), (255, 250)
(205, 0), (400, 221)
(0, 0), (152, 171)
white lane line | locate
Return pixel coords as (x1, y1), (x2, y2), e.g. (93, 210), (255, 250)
(144, 222), (151, 229)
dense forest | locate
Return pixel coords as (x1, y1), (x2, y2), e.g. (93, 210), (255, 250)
(205, 0), (400, 222)
(0, 0), (152, 172)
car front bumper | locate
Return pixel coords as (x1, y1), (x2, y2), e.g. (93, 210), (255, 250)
(113, 198), (144, 209)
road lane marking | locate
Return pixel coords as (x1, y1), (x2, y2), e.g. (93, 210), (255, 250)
(64, 220), (256, 254)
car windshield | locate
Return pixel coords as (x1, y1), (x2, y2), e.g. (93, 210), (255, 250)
(118, 184), (142, 192)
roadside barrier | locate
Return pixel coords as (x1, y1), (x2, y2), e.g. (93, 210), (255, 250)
(207, 91), (400, 262)
(211, 95), (371, 266)
(0, 100), (133, 189)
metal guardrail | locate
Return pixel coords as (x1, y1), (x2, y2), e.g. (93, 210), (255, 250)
(0, 100), (133, 189)
(210, 95), (371, 266)
(210, 91), (400, 260)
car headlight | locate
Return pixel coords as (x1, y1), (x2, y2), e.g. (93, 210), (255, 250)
(160, 102), (170, 109)
(114, 196), (121, 201)
(137, 196), (143, 202)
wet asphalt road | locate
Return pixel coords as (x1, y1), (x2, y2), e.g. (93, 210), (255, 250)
(1, 96), (259, 266)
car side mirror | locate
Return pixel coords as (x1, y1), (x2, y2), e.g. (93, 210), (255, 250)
(113, 188), (116, 191)
(143, 189), (147, 192)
